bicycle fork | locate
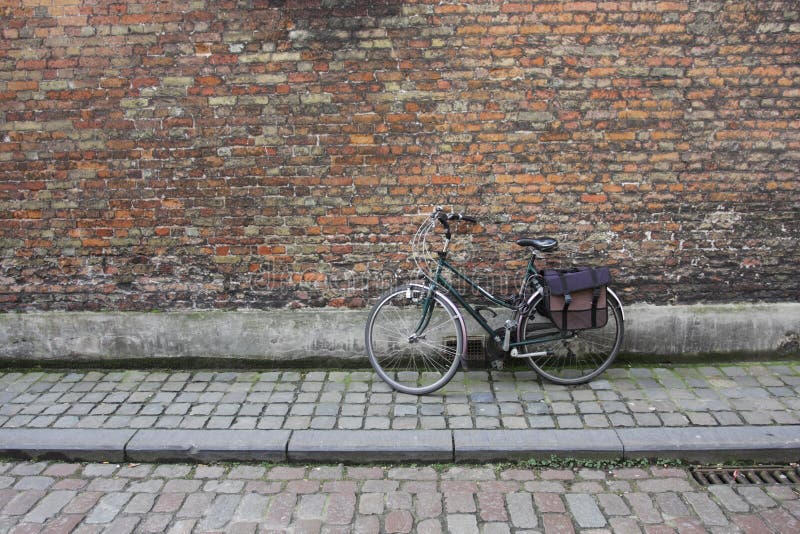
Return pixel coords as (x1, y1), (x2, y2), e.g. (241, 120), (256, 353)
(408, 286), (434, 340)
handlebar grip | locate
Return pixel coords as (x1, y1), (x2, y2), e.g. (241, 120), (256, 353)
(447, 213), (478, 223)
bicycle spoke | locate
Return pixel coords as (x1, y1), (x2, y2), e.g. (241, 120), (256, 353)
(520, 300), (622, 385)
(366, 285), (462, 395)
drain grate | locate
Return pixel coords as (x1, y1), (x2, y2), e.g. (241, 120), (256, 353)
(691, 466), (800, 486)
(445, 336), (486, 361)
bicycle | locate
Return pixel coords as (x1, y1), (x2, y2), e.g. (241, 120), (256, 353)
(364, 207), (625, 395)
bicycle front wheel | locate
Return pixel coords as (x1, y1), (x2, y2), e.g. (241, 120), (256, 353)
(365, 284), (464, 395)
(517, 295), (623, 385)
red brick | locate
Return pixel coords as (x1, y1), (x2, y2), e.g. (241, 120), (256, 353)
(0, 0), (794, 314)
(8, 80), (38, 91)
(564, 2), (597, 11)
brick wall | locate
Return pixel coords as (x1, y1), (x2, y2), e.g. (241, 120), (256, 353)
(0, 0), (797, 311)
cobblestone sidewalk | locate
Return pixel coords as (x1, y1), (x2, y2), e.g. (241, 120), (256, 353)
(2, 363), (799, 433)
(1, 460), (799, 533)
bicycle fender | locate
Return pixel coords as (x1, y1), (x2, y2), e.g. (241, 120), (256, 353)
(606, 287), (625, 321)
(423, 285), (469, 367)
(523, 287), (544, 310)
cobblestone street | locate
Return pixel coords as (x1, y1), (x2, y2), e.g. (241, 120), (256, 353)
(2, 362), (799, 531)
(1, 460), (800, 533)
(2, 363), (799, 433)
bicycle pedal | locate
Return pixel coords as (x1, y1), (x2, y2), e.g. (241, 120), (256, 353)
(491, 359), (504, 371)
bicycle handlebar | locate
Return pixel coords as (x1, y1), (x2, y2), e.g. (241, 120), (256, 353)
(432, 208), (477, 240)
(447, 213), (478, 223)
(432, 208), (477, 224)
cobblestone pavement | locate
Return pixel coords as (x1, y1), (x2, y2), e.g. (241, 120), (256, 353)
(1, 363), (798, 432)
(1, 459), (799, 533)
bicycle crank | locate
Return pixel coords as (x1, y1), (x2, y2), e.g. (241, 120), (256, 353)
(509, 348), (550, 359)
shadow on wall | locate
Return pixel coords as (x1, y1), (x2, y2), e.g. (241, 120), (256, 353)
(245, 0), (405, 47)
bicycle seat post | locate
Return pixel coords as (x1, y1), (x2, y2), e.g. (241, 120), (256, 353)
(530, 248), (539, 266)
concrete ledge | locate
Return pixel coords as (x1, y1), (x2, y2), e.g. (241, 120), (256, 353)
(0, 309), (367, 363)
(623, 303), (800, 356)
(288, 430), (453, 463)
(0, 303), (797, 363)
(0, 429), (135, 462)
(126, 429), (291, 463)
(454, 429), (623, 462)
(617, 426), (800, 463)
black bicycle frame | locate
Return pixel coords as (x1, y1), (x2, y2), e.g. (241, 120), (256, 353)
(420, 252), (551, 348)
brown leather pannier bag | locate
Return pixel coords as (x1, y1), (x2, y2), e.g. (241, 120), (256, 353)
(542, 267), (611, 331)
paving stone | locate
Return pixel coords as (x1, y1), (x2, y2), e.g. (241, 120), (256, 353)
(232, 493), (269, 523)
(127, 479), (163, 493)
(177, 492), (215, 518)
(684, 491), (729, 526)
(606, 516), (641, 534)
(584, 414), (610, 427)
(384, 509), (413, 533)
(566, 493), (606, 528)
(737, 486), (778, 509)
(444, 490), (475, 513)
(125, 492), (156, 514)
(707, 485), (750, 513)
(386, 491), (412, 511)
(359, 493), (384, 515)
(636, 477), (693, 493)
(556, 415), (583, 428)
(597, 493), (630, 516)
(325, 492), (356, 524)
(446, 514), (479, 534)
(761, 507), (800, 532)
(85, 491), (132, 524)
(14, 476), (54, 490)
(296, 493), (326, 519)
(535, 492), (565, 513)
(624, 492), (661, 524)
(655, 491), (690, 519)
(507, 492), (537, 528)
(204, 479), (245, 493)
(713, 411), (744, 425)
(22, 489), (75, 523)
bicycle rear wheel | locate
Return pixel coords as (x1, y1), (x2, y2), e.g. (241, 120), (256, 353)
(365, 284), (464, 395)
(517, 295), (623, 385)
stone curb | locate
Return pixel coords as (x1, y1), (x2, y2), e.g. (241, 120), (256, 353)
(453, 429), (624, 462)
(616, 426), (800, 463)
(1, 426), (798, 464)
(126, 429), (291, 463)
(288, 430), (453, 463)
(0, 428), (135, 462)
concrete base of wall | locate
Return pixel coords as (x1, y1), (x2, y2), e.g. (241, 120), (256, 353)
(0, 303), (798, 365)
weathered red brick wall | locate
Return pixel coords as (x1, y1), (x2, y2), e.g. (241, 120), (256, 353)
(0, 0), (797, 311)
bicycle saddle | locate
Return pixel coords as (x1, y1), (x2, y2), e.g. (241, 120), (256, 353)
(516, 237), (558, 252)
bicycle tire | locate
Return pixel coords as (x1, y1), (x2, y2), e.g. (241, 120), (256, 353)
(517, 294), (624, 385)
(365, 284), (464, 395)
